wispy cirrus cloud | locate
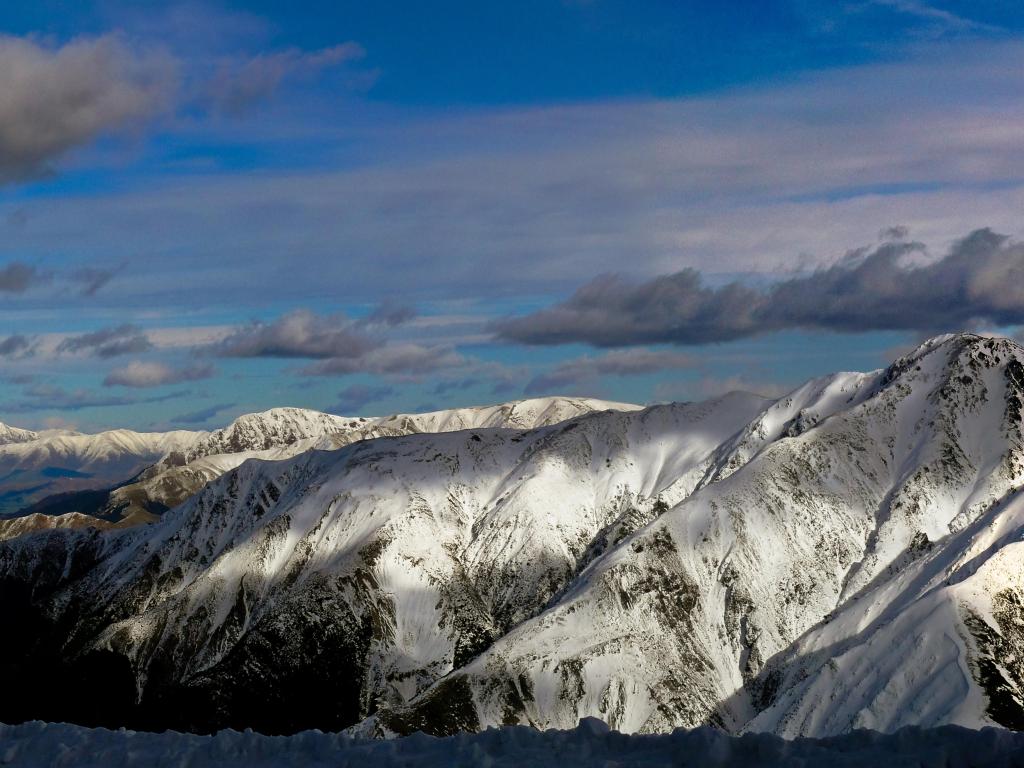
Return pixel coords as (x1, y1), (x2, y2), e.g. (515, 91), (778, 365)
(13, 37), (1024, 308)
(56, 324), (153, 358)
(865, 0), (1001, 36)
(496, 228), (1024, 347)
(7, 382), (186, 412)
(205, 43), (367, 116)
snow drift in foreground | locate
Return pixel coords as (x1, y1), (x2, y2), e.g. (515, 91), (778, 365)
(3, 719), (1023, 768)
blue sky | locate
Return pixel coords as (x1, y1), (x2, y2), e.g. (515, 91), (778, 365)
(2, 0), (1024, 431)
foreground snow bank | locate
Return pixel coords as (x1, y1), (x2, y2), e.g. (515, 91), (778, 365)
(3, 719), (1024, 768)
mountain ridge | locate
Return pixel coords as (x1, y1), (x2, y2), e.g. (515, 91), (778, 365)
(1, 334), (1023, 740)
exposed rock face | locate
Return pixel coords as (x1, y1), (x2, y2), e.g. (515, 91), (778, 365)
(3, 335), (1024, 740)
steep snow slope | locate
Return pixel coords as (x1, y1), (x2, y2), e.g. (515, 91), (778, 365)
(747, 487), (1024, 737)
(373, 397), (640, 434)
(163, 408), (363, 466)
(0, 422), (38, 445)
(377, 334), (1024, 736)
(0, 392), (762, 733)
(98, 408), (368, 525)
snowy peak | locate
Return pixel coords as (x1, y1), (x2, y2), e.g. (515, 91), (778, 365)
(169, 407), (360, 465)
(376, 396), (643, 434)
(0, 422), (39, 446)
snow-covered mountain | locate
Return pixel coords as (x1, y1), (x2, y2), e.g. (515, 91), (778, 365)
(2, 334), (1023, 739)
(1, 398), (630, 525)
(96, 397), (637, 525)
(0, 422), (39, 446)
(0, 427), (204, 516)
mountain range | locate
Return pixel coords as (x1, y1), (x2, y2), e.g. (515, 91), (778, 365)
(0, 334), (1022, 740)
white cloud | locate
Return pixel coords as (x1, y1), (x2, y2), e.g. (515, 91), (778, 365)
(104, 360), (214, 388)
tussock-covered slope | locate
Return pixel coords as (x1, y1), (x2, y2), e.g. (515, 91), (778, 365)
(0, 511), (114, 542)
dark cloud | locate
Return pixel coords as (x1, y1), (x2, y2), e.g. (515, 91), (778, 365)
(495, 229), (1024, 347)
(215, 310), (375, 359)
(0, 34), (176, 182)
(57, 324), (152, 358)
(103, 361), (215, 388)
(71, 266), (119, 297)
(170, 402), (235, 425)
(205, 43), (365, 116)
(215, 309), (461, 377)
(0, 262), (44, 293)
(526, 348), (695, 395)
(0, 335), (35, 358)
(361, 300), (417, 328)
(333, 384), (396, 413)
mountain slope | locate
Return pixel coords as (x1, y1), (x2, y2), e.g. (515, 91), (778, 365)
(0, 511), (115, 542)
(96, 398), (639, 525)
(3, 334), (1024, 739)
(0, 428), (204, 516)
(0, 392), (757, 733)
(376, 334), (1024, 736)
(0, 422), (39, 446)
(746, 487), (1024, 736)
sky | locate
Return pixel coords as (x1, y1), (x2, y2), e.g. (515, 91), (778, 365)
(2, 0), (1024, 431)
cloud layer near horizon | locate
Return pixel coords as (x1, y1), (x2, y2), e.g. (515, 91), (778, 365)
(495, 229), (1024, 347)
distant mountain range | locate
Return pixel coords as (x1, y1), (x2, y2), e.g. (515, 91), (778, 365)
(0, 397), (629, 530)
(0, 334), (1022, 740)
